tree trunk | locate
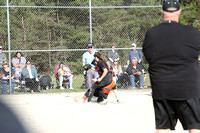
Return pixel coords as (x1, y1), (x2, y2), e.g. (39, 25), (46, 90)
(48, 31), (52, 69)
(22, 16), (27, 57)
(22, 16), (26, 46)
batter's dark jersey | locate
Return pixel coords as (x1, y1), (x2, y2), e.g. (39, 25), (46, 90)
(96, 60), (109, 76)
(142, 21), (200, 100)
(96, 60), (112, 84)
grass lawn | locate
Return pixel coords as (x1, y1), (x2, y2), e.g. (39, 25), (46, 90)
(13, 73), (151, 94)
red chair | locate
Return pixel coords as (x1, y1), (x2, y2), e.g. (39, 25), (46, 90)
(54, 64), (74, 89)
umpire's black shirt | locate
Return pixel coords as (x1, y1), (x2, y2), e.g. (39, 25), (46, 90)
(143, 21), (200, 100)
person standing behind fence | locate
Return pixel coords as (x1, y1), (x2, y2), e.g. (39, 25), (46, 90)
(127, 43), (142, 65)
(82, 43), (99, 90)
(12, 52), (26, 80)
(0, 46), (7, 68)
(143, 0), (200, 133)
(107, 45), (120, 65)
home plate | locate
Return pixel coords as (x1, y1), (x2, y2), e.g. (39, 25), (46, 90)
(73, 95), (124, 105)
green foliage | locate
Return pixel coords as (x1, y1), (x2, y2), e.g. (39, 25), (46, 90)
(67, 59), (84, 74)
(0, 0), (199, 75)
(180, 1), (200, 30)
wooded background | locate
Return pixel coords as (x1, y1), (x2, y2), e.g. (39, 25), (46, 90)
(0, 0), (199, 76)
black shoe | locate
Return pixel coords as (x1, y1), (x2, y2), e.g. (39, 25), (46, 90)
(97, 96), (104, 103)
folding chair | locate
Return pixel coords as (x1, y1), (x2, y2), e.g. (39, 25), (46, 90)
(54, 64), (73, 89)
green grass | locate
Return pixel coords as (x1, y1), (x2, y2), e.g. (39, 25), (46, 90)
(144, 73), (151, 87)
(13, 73), (151, 94)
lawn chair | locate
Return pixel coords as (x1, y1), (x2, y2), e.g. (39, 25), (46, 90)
(54, 64), (73, 89)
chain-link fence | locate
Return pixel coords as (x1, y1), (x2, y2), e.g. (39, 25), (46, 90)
(0, 0), (162, 94)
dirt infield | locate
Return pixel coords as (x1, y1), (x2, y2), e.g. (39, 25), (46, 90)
(0, 90), (188, 133)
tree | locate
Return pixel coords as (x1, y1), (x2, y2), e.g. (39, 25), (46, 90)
(0, 0), (199, 74)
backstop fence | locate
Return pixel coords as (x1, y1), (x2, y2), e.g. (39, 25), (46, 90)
(0, 0), (162, 94)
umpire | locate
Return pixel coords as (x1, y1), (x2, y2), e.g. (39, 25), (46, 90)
(143, 0), (200, 132)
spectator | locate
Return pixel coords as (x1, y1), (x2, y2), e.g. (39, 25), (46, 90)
(12, 52), (26, 80)
(21, 60), (39, 93)
(126, 57), (144, 89)
(0, 61), (15, 94)
(199, 55), (200, 67)
(127, 43), (142, 65)
(57, 62), (73, 90)
(107, 45), (120, 65)
(0, 46), (7, 68)
(82, 43), (99, 90)
(112, 59), (124, 88)
(142, 0), (200, 132)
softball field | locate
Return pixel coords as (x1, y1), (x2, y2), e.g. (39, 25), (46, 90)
(0, 90), (188, 133)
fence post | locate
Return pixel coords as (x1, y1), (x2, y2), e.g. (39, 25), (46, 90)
(6, 0), (12, 94)
(89, 0), (92, 43)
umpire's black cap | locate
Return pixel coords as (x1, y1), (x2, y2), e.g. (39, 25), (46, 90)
(87, 43), (93, 48)
(162, 0), (180, 12)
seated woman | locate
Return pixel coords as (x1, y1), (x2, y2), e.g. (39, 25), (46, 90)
(0, 61), (15, 94)
(21, 60), (39, 93)
(112, 59), (124, 88)
(57, 62), (73, 90)
(12, 52), (26, 80)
